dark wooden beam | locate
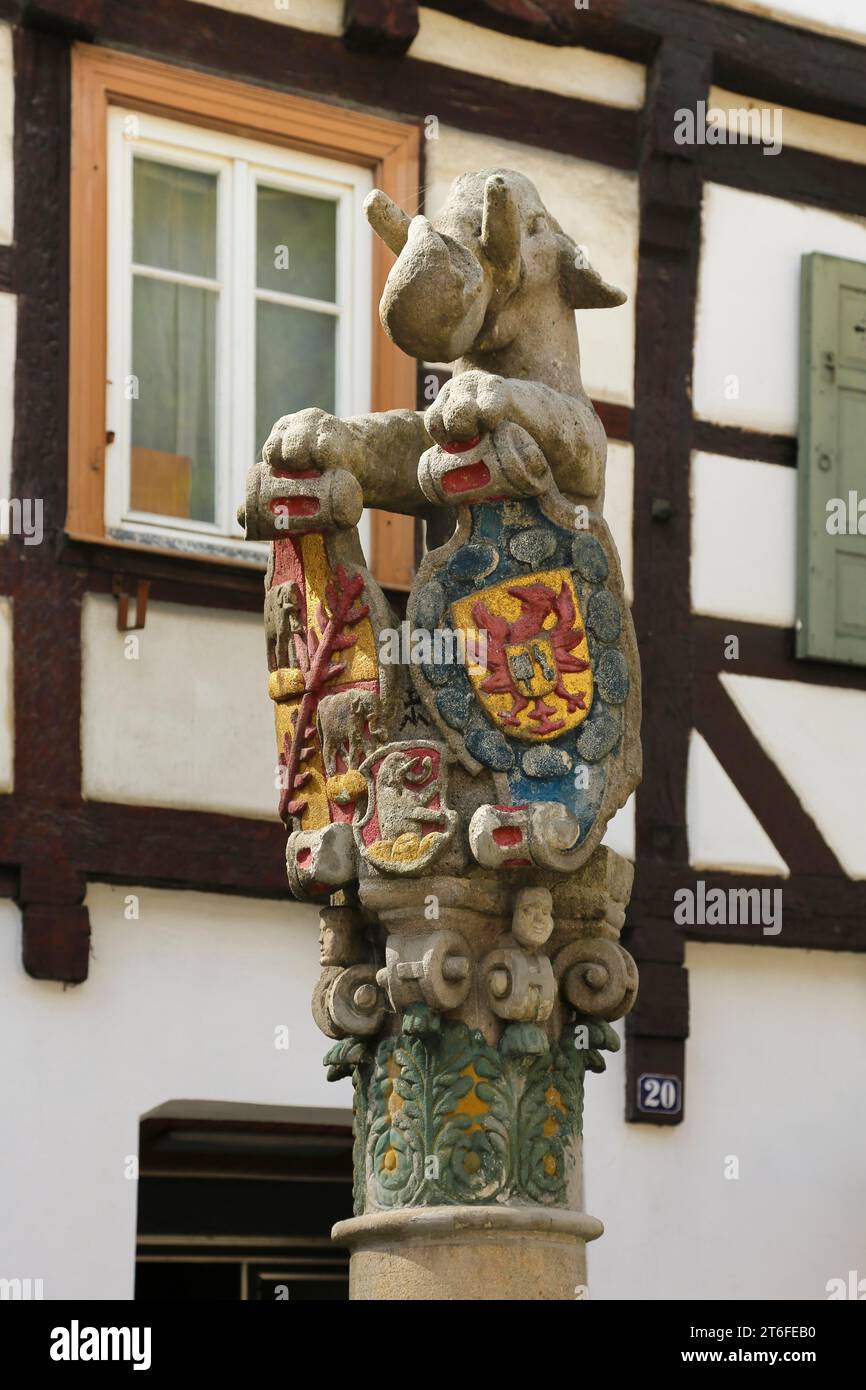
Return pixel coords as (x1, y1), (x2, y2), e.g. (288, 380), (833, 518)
(0, 243), (13, 293)
(691, 420), (796, 469)
(70, 543), (267, 614)
(16, 0), (866, 215)
(343, 0), (419, 56)
(423, 0), (653, 60)
(631, 863), (866, 954)
(8, 24), (90, 983)
(78, 802), (289, 898)
(633, 37), (708, 871)
(4, 788), (862, 953)
(0, 794), (290, 901)
(700, 141), (866, 221)
(627, 37), (711, 1123)
(693, 616), (866, 693)
(15, 0), (638, 170)
(625, 1034), (685, 1125)
(426, 0), (866, 126)
(594, 399), (633, 446)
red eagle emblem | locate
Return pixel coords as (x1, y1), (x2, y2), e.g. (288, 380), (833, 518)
(471, 578), (591, 737)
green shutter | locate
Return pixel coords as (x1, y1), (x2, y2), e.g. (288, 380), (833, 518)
(797, 252), (866, 665)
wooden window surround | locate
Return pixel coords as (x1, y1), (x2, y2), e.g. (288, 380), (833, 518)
(68, 43), (420, 589)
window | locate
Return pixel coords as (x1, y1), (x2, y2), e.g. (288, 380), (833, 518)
(69, 46), (419, 580)
(135, 1104), (353, 1301)
(106, 110), (372, 558)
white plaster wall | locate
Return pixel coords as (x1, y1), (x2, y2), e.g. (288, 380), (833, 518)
(588, 940), (866, 1300)
(694, 184), (866, 435)
(414, 9), (644, 109)
(721, 673), (866, 879)
(183, 0), (648, 107)
(187, 0), (342, 35)
(3, 897), (863, 1301)
(710, 85), (866, 166)
(0, 886), (343, 1301)
(0, 291), (15, 513)
(601, 439), (635, 863)
(426, 127), (638, 406)
(0, 596), (12, 791)
(706, 0), (866, 43)
(687, 729), (788, 875)
(602, 792), (634, 860)
(603, 441), (633, 602)
(0, 25), (11, 245)
(691, 452), (797, 626)
(81, 595), (278, 818)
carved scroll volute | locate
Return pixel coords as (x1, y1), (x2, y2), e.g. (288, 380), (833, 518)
(554, 938), (639, 1022)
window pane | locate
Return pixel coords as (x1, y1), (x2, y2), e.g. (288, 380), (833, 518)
(131, 275), (217, 524)
(256, 186), (336, 300)
(256, 302), (335, 456)
(133, 159), (217, 279)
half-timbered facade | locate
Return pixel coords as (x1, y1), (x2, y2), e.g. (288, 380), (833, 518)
(0, 0), (864, 1300)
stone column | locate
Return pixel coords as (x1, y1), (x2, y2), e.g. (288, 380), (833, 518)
(241, 166), (642, 1300)
(321, 851), (636, 1301)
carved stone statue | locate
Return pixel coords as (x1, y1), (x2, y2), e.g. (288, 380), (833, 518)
(241, 168), (641, 1301)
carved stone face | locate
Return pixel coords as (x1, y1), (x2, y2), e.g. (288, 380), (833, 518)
(511, 886), (554, 949)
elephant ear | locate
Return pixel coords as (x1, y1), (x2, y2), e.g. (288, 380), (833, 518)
(557, 234), (626, 309)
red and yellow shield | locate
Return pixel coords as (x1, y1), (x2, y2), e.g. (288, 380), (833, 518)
(451, 568), (593, 741)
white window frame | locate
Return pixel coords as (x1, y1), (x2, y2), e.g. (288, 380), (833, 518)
(105, 108), (373, 563)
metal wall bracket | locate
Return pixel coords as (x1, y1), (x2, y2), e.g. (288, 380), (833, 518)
(112, 575), (150, 632)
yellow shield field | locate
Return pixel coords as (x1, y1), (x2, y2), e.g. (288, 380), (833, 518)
(450, 567), (593, 741)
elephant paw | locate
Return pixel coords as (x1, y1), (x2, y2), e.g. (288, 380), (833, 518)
(424, 370), (511, 448)
(240, 409), (364, 539)
(263, 407), (359, 475)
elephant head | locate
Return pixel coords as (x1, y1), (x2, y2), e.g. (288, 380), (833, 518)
(365, 169), (625, 366)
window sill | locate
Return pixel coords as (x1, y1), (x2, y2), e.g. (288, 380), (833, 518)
(61, 528), (269, 611)
(107, 523), (269, 569)
(60, 529), (413, 618)
(66, 527), (266, 570)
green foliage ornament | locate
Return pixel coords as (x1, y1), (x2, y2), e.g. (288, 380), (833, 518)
(327, 1011), (619, 1212)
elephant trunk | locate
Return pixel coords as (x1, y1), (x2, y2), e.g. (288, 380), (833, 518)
(374, 214), (490, 363)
